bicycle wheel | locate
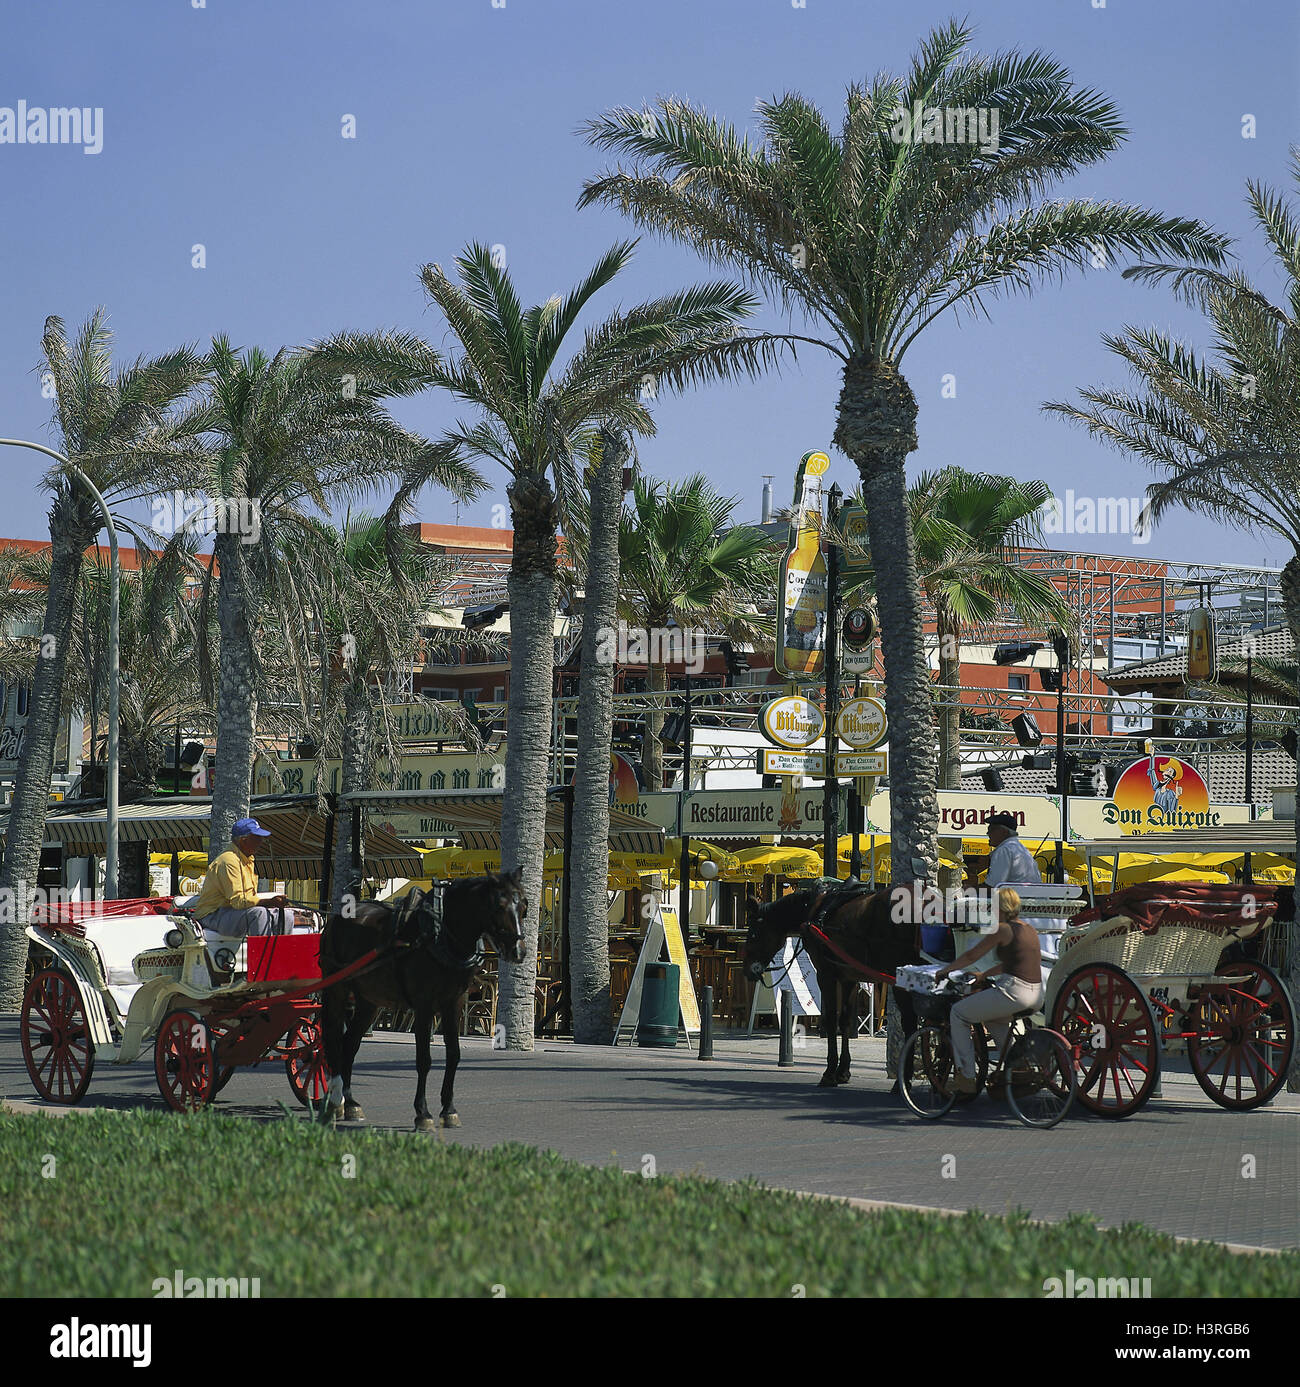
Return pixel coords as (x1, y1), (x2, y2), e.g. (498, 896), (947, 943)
(1005, 1029), (1076, 1129)
(898, 1026), (957, 1119)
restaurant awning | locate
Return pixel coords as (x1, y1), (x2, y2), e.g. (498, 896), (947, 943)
(3, 795), (422, 882)
(341, 788), (666, 855)
(1082, 822), (1298, 858)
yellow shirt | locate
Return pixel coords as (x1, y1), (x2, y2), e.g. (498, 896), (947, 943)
(193, 847), (261, 919)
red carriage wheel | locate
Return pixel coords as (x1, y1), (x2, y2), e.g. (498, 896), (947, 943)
(1188, 961), (1295, 1110)
(21, 968), (95, 1104)
(1050, 962), (1160, 1118)
(285, 1016), (331, 1106)
(154, 1010), (217, 1112)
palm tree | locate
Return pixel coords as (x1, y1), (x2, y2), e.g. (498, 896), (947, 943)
(320, 242), (780, 1049)
(617, 473), (775, 791)
(0, 312), (207, 1009)
(568, 427), (630, 1043)
(47, 540), (212, 799)
(1045, 160), (1300, 1085)
(845, 468), (1067, 890)
(194, 339), (471, 860)
(581, 19), (1228, 885)
(903, 469), (1066, 790)
(300, 514), (448, 915)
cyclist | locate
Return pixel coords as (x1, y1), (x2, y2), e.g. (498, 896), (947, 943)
(934, 887), (1045, 1095)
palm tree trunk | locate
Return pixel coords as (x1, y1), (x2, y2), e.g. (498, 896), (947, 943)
(0, 510), (89, 1009)
(209, 532), (259, 860)
(833, 357), (938, 885)
(331, 682), (372, 917)
(569, 428), (626, 1043)
(1280, 552), (1300, 1092)
(937, 615), (963, 891)
(498, 471), (559, 1050)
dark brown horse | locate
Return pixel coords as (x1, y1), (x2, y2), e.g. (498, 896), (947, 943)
(321, 871), (526, 1131)
(743, 885), (921, 1087)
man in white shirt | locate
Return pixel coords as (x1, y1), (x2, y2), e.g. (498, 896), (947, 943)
(985, 811), (1063, 977)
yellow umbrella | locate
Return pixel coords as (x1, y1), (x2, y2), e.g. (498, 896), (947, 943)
(1140, 864), (1233, 886)
(836, 836), (962, 882)
(379, 876), (435, 901)
(150, 849), (210, 875)
(665, 839), (742, 873)
(422, 846), (502, 878)
(733, 845), (825, 881)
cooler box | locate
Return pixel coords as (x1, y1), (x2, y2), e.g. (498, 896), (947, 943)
(247, 933), (321, 983)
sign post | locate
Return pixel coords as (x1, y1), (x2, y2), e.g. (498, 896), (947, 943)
(822, 483), (843, 878)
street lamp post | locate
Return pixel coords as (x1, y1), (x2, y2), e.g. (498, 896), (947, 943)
(0, 439), (119, 897)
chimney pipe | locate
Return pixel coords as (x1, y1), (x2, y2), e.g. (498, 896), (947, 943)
(761, 475), (774, 525)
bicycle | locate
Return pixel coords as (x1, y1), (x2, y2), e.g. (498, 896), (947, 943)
(897, 977), (1077, 1129)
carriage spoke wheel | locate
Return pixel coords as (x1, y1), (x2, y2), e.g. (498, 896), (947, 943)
(207, 1023), (236, 1096)
(285, 1016), (331, 1107)
(21, 968), (94, 1104)
(1005, 1029), (1077, 1129)
(1188, 962), (1295, 1110)
(898, 1026), (959, 1119)
(154, 1010), (216, 1112)
(1050, 963), (1159, 1118)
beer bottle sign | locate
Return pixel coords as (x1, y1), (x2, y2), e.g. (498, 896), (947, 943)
(1186, 607), (1216, 682)
(777, 450), (830, 679)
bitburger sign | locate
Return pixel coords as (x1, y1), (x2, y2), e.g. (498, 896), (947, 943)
(760, 694), (826, 750)
(836, 696), (887, 749)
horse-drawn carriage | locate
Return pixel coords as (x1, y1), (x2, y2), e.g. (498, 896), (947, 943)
(20, 897), (335, 1111)
(20, 873), (529, 1131)
(1032, 881), (1295, 1117)
(744, 874), (1295, 1122)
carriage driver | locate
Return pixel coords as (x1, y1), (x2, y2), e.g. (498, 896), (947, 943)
(934, 887), (1045, 1095)
(192, 817), (291, 939)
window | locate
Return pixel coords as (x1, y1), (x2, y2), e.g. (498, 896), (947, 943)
(494, 686), (505, 701)
(1008, 673), (1028, 692)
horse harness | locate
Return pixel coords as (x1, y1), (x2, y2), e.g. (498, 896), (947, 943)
(798, 880), (897, 987)
(389, 890), (485, 1005)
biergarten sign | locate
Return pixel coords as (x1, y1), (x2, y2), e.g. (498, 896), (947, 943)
(384, 701), (468, 740)
(863, 790), (1063, 841)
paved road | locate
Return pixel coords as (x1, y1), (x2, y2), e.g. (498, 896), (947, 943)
(3, 1017), (1297, 1251)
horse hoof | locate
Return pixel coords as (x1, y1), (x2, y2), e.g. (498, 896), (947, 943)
(818, 1073), (839, 1088)
(342, 1102), (365, 1123)
(415, 1116), (437, 1134)
(440, 1112), (461, 1128)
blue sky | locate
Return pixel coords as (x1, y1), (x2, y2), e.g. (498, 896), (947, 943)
(3, 0), (1297, 566)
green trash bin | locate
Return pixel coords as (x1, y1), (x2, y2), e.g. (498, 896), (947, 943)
(636, 962), (679, 1048)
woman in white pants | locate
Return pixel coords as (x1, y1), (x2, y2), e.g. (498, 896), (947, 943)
(935, 888), (1045, 1095)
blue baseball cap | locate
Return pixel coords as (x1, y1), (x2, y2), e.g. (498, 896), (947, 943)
(232, 817), (271, 839)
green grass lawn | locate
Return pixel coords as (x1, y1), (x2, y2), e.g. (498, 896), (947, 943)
(1, 1108), (1296, 1297)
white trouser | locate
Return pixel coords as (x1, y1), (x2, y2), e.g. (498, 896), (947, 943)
(950, 975), (1046, 1079)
